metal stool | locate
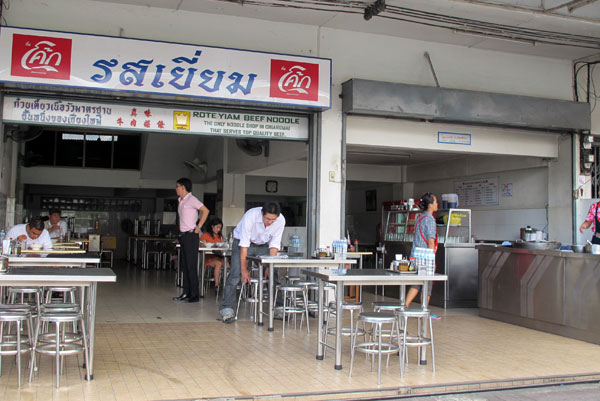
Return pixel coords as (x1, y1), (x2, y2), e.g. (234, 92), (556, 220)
(235, 278), (261, 322)
(100, 249), (113, 267)
(38, 303), (81, 345)
(274, 285), (309, 336)
(30, 311), (90, 388)
(373, 301), (406, 339)
(44, 287), (76, 304)
(8, 287), (42, 314)
(323, 300), (364, 357)
(0, 309), (34, 387)
(145, 251), (161, 269)
(349, 311), (400, 385)
(395, 308), (435, 378)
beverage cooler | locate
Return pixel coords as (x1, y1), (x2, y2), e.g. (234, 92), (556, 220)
(381, 201), (478, 308)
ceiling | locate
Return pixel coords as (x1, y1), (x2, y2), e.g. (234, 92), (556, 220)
(91, 0), (600, 60)
(346, 145), (462, 166)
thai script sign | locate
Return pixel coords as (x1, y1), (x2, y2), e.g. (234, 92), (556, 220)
(2, 96), (308, 140)
(454, 177), (499, 206)
(0, 26), (331, 108)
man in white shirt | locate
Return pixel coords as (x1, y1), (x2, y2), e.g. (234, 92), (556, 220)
(220, 201), (285, 323)
(7, 216), (53, 250)
(45, 209), (68, 240)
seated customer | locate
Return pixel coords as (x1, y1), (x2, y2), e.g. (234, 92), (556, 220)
(201, 217), (225, 289)
(45, 208), (68, 240)
(7, 216), (53, 250)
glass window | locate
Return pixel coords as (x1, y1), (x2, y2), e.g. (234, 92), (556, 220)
(113, 134), (140, 169)
(85, 134), (112, 168)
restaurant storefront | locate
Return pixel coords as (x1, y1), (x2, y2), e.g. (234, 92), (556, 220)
(0, 26), (332, 252)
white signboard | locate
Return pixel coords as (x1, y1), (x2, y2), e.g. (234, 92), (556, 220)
(454, 177), (499, 206)
(438, 131), (471, 145)
(3, 96), (309, 140)
(0, 26), (331, 108)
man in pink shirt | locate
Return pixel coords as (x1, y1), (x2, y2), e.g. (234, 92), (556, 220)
(174, 177), (209, 303)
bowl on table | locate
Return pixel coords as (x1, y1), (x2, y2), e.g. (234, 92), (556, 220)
(201, 242), (214, 248)
(215, 242), (227, 248)
(29, 243), (42, 251)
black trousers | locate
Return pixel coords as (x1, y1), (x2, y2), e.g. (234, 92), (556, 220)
(179, 231), (200, 298)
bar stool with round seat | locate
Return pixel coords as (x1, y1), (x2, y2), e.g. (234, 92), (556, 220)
(235, 278), (261, 322)
(8, 287), (42, 314)
(323, 300), (365, 357)
(0, 308), (34, 387)
(44, 286), (77, 304)
(349, 311), (400, 385)
(37, 303), (82, 345)
(274, 284), (309, 336)
(395, 308), (435, 378)
(30, 310), (90, 388)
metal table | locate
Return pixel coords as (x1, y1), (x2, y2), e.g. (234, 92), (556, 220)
(246, 256), (356, 331)
(198, 247), (230, 297)
(128, 236), (177, 269)
(7, 253), (101, 267)
(303, 268), (447, 370)
(0, 266), (116, 379)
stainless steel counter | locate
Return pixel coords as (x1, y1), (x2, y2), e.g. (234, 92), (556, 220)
(477, 245), (600, 344)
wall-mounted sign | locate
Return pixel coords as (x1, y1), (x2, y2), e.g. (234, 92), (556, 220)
(0, 26), (331, 109)
(502, 183), (513, 197)
(3, 95), (309, 140)
(454, 177), (499, 206)
(438, 131), (471, 145)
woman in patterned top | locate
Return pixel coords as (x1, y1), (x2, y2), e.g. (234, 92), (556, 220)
(579, 201), (600, 244)
(405, 192), (438, 308)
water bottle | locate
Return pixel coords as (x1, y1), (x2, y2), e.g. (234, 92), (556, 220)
(341, 239), (348, 260)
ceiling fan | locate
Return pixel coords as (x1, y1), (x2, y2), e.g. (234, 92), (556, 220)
(183, 157), (208, 174)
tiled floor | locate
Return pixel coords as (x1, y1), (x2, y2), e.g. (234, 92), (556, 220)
(1, 261), (600, 401)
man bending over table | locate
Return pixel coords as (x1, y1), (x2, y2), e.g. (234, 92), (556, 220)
(7, 216), (53, 251)
(220, 201), (285, 324)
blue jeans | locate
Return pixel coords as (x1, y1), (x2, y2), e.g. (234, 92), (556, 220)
(220, 239), (271, 317)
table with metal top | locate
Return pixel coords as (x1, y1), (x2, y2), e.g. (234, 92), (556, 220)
(7, 253), (101, 267)
(303, 268), (448, 370)
(128, 236), (177, 269)
(0, 266), (116, 379)
(198, 247), (230, 297)
(246, 256), (356, 331)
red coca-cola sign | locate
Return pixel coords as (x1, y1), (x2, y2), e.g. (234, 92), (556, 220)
(270, 59), (319, 101)
(11, 34), (72, 80)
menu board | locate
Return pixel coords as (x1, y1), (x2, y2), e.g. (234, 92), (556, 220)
(454, 177), (499, 206)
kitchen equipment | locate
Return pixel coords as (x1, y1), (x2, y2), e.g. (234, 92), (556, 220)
(512, 240), (560, 250)
(571, 244), (585, 253)
(441, 194), (449, 209)
(585, 243), (600, 254)
(447, 193), (459, 209)
(520, 226), (539, 241)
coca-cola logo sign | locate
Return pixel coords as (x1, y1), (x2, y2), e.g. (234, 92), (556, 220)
(270, 59), (319, 101)
(11, 34), (72, 80)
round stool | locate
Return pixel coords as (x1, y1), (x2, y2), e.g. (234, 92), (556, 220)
(323, 300), (364, 358)
(30, 311), (90, 388)
(395, 308), (435, 377)
(0, 310), (34, 387)
(274, 285), (309, 336)
(349, 311), (400, 385)
(235, 278), (260, 322)
(373, 301), (406, 339)
(44, 286), (76, 304)
(8, 287), (42, 314)
(38, 303), (82, 344)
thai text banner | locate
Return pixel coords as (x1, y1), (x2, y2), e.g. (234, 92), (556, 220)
(0, 26), (331, 108)
(3, 96), (309, 140)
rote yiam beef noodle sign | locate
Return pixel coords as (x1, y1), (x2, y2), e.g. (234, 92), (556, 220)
(0, 26), (331, 109)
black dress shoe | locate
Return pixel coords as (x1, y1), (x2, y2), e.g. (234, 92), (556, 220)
(186, 296), (200, 303)
(173, 294), (189, 301)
